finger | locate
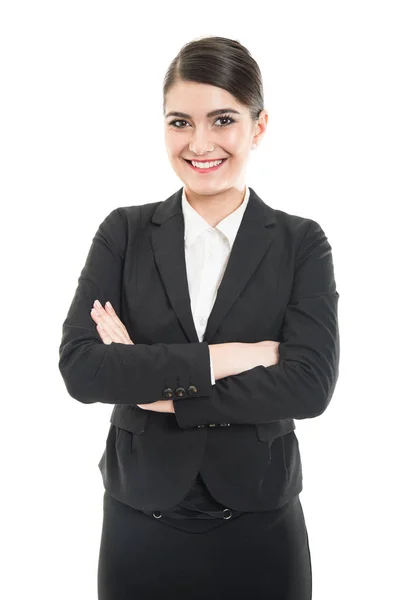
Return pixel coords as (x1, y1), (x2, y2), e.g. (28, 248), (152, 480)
(137, 402), (159, 411)
(141, 401), (171, 413)
(105, 304), (132, 342)
(96, 322), (113, 345)
(91, 305), (129, 344)
(91, 309), (107, 338)
(102, 301), (128, 336)
(100, 317), (129, 344)
(94, 300), (122, 330)
(104, 301), (122, 322)
(92, 309), (128, 344)
(93, 301), (132, 344)
(93, 313), (133, 345)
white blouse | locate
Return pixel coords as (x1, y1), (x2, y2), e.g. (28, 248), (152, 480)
(181, 184), (251, 385)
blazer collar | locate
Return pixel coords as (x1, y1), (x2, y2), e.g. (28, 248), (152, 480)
(151, 186), (277, 343)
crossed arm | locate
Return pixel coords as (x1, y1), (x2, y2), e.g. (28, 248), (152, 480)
(59, 208), (339, 426)
(89, 298), (278, 413)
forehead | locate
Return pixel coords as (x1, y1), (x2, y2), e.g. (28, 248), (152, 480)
(165, 81), (243, 116)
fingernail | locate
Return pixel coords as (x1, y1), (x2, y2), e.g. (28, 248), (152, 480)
(106, 301), (111, 308)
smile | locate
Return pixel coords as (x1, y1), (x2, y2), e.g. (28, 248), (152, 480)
(183, 158), (228, 173)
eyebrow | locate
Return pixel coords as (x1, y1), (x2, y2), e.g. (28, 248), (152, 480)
(165, 108), (241, 119)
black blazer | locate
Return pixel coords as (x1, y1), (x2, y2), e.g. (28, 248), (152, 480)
(58, 186), (340, 511)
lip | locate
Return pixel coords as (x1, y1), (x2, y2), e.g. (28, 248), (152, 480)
(183, 158), (227, 162)
(183, 157), (228, 174)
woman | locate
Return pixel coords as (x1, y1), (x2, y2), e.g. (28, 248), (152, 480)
(59, 36), (340, 599)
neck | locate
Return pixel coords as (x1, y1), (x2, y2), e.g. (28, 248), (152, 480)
(184, 185), (247, 227)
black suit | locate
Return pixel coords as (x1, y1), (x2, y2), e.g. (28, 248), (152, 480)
(58, 186), (340, 513)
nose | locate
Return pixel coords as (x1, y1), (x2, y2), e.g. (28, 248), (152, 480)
(189, 142), (215, 155)
(189, 131), (215, 155)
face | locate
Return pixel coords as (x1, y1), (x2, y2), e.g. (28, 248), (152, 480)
(164, 80), (268, 201)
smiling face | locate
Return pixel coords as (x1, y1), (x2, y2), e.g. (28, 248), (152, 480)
(164, 80), (268, 203)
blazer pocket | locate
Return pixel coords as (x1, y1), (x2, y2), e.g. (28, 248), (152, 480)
(109, 404), (149, 435)
(256, 418), (296, 442)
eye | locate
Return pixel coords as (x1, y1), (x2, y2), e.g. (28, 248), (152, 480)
(216, 116), (235, 127)
(168, 115), (236, 129)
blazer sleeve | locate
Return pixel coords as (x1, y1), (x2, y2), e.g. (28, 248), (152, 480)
(58, 207), (214, 405)
(173, 219), (340, 428)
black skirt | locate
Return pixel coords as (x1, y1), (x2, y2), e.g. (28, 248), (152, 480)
(97, 483), (312, 599)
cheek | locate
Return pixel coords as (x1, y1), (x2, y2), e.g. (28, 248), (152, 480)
(169, 142), (187, 159)
(222, 129), (250, 153)
(164, 131), (182, 155)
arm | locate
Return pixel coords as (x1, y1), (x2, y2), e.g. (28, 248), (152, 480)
(208, 341), (276, 381)
(173, 220), (340, 428)
(58, 208), (214, 405)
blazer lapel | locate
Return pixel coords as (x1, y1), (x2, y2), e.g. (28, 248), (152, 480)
(151, 186), (277, 344)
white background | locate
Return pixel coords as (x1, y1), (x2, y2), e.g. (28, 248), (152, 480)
(1, 1), (399, 598)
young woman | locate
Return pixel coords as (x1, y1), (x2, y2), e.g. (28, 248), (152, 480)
(59, 36), (340, 599)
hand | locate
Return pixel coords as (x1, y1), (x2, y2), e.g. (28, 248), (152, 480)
(90, 299), (134, 345)
(254, 340), (280, 367)
(137, 400), (175, 413)
(90, 300), (175, 413)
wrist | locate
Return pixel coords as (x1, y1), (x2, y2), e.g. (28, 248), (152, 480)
(209, 342), (243, 380)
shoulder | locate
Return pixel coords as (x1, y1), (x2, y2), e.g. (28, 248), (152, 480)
(263, 202), (333, 271)
(271, 205), (319, 236)
(113, 201), (163, 228)
(270, 204), (327, 252)
(99, 200), (162, 232)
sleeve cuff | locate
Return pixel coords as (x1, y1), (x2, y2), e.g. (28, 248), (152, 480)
(209, 351), (215, 385)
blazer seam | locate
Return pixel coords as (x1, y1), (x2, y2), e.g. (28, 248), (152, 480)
(134, 206), (144, 307)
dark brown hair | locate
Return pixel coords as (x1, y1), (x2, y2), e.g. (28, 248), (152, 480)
(163, 36), (264, 122)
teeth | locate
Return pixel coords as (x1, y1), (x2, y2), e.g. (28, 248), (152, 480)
(191, 159), (223, 169)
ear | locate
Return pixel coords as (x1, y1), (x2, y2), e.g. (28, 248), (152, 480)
(253, 110), (268, 146)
